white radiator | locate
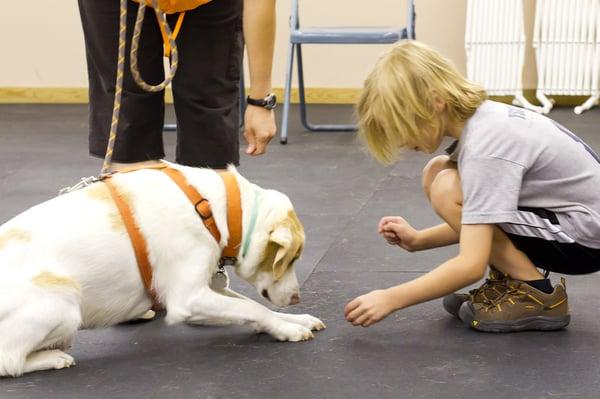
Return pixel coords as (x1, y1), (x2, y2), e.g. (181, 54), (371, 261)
(534, 0), (600, 114)
(465, 0), (541, 112)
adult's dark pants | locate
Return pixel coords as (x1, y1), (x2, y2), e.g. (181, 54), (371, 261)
(78, 0), (243, 168)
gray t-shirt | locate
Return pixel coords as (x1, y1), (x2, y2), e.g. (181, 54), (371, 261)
(448, 100), (600, 249)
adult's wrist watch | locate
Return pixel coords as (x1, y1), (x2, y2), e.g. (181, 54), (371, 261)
(246, 93), (277, 110)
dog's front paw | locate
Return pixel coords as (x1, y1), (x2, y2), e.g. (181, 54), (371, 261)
(268, 322), (314, 342)
(278, 313), (326, 331)
(50, 351), (76, 370)
(24, 349), (76, 373)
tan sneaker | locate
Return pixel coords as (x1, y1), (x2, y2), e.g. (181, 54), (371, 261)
(459, 278), (570, 332)
(442, 267), (508, 317)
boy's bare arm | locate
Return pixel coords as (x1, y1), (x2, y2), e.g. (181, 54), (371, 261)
(414, 223), (459, 250)
(389, 224), (493, 308)
(379, 217), (458, 251)
(346, 224), (493, 327)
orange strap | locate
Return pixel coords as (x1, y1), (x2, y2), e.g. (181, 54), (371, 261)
(104, 178), (158, 304)
(102, 165), (243, 306)
(218, 172), (243, 259)
(156, 12), (186, 57)
(159, 167), (222, 243)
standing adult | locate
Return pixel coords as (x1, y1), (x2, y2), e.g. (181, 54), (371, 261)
(78, 0), (277, 170)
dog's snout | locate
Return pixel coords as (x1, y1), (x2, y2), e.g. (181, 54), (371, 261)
(290, 293), (300, 305)
(261, 289), (270, 300)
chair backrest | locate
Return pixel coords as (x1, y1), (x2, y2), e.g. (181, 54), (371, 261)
(290, 0), (416, 39)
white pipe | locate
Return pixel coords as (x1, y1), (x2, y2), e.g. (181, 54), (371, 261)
(471, 0), (481, 86)
(491, 0), (501, 93)
(552, 0), (564, 93)
(465, 0), (474, 80)
(545, 0), (555, 95)
(482, 0), (492, 91)
(582, 0), (596, 95)
(509, 0), (519, 96)
(575, 0), (587, 95)
(514, 0), (523, 94)
(536, 0), (554, 112)
(574, 2), (600, 115)
(565, 0), (576, 95)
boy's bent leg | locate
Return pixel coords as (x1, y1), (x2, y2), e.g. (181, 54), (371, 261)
(429, 168), (544, 281)
(171, 0), (243, 169)
(428, 168), (546, 318)
(429, 169), (570, 331)
(423, 162), (508, 316)
(422, 155), (456, 200)
(78, 0), (166, 163)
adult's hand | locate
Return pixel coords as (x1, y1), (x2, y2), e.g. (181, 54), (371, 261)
(244, 105), (276, 155)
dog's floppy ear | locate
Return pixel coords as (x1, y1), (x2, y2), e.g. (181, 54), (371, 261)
(269, 211), (305, 279)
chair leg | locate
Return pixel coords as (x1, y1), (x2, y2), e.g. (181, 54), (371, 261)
(280, 42), (295, 144)
(296, 44), (309, 131)
(297, 44), (357, 132)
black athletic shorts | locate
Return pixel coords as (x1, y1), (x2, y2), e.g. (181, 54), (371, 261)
(502, 208), (600, 275)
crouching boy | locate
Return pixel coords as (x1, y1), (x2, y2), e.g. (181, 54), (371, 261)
(344, 40), (600, 332)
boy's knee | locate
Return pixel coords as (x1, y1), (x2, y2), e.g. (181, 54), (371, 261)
(430, 168), (462, 212)
(422, 155), (455, 199)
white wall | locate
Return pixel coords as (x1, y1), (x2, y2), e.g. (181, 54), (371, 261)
(0, 0), (537, 89)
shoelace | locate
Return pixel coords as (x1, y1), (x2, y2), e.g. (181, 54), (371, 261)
(468, 276), (508, 304)
(480, 283), (529, 312)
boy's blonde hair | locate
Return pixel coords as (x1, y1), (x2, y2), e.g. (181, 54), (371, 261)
(356, 40), (487, 164)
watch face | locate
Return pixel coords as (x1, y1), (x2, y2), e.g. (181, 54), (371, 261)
(265, 94), (277, 110)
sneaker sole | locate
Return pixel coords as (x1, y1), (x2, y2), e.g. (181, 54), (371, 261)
(459, 303), (570, 333)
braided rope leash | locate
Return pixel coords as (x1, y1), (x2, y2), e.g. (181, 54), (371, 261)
(100, 0), (179, 177)
(100, 0), (128, 177)
(60, 1), (182, 195)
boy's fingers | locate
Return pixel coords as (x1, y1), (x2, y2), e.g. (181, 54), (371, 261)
(344, 299), (359, 316)
(353, 312), (370, 326)
(383, 232), (400, 243)
(346, 306), (366, 322)
(378, 217), (397, 231)
(382, 222), (402, 234)
(362, 318), (376, 328)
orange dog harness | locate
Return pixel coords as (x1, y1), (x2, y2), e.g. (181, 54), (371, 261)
(103, 164), (242, 306)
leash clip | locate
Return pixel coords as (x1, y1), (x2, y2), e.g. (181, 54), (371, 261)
(59, 176), (102, 195)
(218, 256), (237, 270)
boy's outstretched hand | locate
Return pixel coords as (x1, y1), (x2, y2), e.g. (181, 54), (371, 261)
(345, 289), (395, 327)
(378, 216), (419, 252)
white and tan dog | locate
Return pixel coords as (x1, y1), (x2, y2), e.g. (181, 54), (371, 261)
(0, 163), (324, 377)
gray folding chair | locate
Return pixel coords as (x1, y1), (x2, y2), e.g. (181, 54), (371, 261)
(280, 0), (416, 144)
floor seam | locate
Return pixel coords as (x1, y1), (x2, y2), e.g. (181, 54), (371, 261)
(301, 172), (395, 286)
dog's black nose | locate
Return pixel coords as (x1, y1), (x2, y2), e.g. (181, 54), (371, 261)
(261, 289), (270, 300)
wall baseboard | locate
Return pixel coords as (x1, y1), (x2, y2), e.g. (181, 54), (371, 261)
(0, 87), (360, 105)
(0, 87), (593, 107)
